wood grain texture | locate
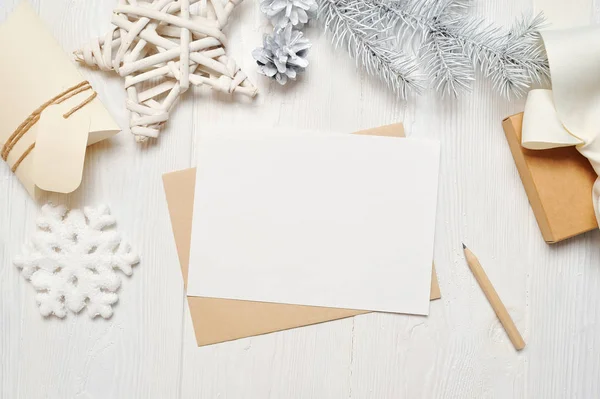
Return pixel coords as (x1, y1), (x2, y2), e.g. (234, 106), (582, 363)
(1, 1), (187, 398)
(2, 0), (600, 398)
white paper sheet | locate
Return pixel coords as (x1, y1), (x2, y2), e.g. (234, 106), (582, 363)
(187, 132), (440, 315)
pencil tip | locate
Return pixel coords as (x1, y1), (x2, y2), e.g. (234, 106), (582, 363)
(462, 242), (466, 249)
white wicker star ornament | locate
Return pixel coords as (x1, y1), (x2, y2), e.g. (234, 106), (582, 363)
(75, 0), (258, 142)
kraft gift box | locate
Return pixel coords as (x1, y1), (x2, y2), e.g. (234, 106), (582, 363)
(503, 113), (598, 243)
(163, 123), (441, 346)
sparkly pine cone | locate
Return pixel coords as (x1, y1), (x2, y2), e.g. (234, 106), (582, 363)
(252, 25), (312, 85)
(260, 0), (317, 28)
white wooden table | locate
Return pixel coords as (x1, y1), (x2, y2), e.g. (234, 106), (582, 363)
(2, 1), (600, 398)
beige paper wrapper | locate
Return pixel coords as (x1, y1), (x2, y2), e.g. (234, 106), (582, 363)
(0, 2), (120, 196)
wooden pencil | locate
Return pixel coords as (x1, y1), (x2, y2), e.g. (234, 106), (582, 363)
(462, 243), (526, 351)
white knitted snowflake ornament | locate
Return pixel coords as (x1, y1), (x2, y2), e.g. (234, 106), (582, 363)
(14, 204), (140, 319)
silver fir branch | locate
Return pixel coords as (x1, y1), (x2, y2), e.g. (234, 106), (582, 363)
(319, 0), (424, 98)
(318, 0), (550, 98)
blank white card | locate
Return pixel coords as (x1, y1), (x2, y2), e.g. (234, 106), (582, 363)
(187, 133), (440, 315)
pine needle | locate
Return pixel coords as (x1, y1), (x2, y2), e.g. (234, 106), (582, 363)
(319, 0), (424, 99)
(318, 0), (550, 98)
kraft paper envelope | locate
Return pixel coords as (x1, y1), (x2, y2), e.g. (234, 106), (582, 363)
(163, 123), (441, 346)
(0, 2), (120, 196)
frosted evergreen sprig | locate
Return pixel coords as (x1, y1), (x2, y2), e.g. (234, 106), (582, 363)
(319, 0), (424, 98)
(318, 0), (550, 98)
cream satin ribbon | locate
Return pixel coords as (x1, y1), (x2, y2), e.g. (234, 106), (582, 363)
(521, 26), (600, 225)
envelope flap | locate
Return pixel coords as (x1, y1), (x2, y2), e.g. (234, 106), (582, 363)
(162, 168), (197, 289)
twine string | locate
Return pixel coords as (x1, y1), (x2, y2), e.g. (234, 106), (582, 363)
(1, 81), (97, 172)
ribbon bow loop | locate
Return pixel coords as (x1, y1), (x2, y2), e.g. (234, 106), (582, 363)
(522, 25), (600, 225)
